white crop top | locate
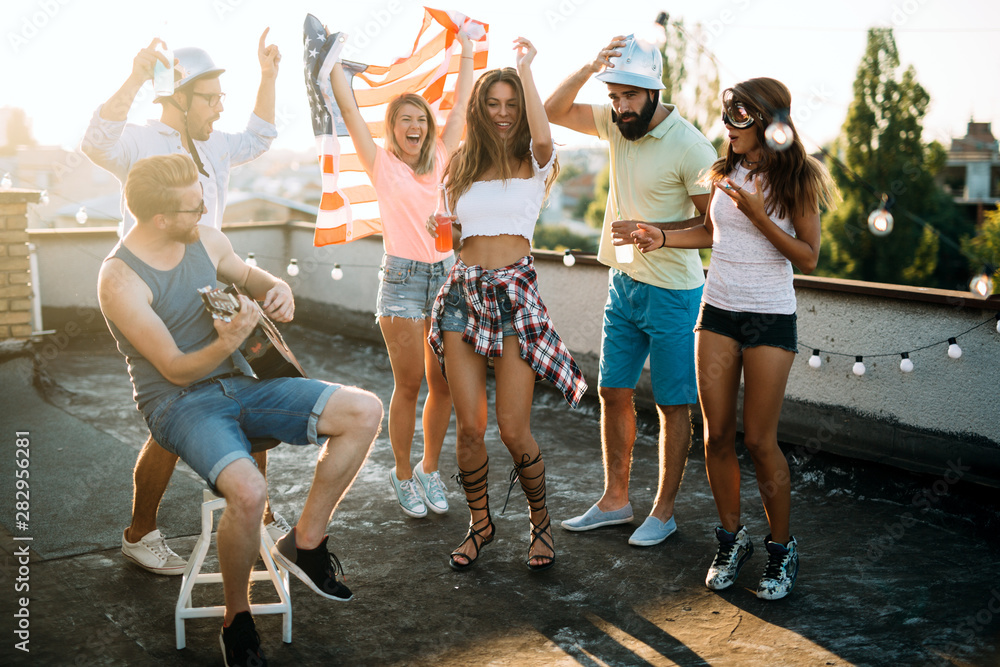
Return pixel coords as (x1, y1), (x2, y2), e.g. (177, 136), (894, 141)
(454, 142), (555, 242)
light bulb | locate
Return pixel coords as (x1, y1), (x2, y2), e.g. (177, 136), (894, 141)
(852, 356), (866, 376)
(331, 263), (343, 281)
(245, 252), (257, 267)
(867, 208), (894, 236)
(286, 259), (299, 277)
(1, 173), (11, 190)
(969, 273), (993, 297)
(39, 190), (49, 205)
(562, 250), (576, 267)
(764, 121), (793, 151)
(947, 338), (962, 359)
(808, 349), (822, 369)
(76, 206), (88, 225)
(996, 315), (1000, 334)
(899, 353), (913, 373)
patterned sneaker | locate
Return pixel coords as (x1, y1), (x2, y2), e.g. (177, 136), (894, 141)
(219, 611), (267, 667)
(121, 529), (186, 575)
(263, 511), (292, 543)
(271, 528), (353, 602)
(390, 468), (428, 518)
(757, 535), (799, 600)
(413, 462), (449, 514)
(705, 525), (754, 590)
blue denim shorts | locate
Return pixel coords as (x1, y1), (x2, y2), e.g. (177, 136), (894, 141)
(599, 270), (702, 406)
(376, 254), (455, 320)
(437, 280), (516, 337)
(695, 301), (798, 352)
(147, 374), (340, 488)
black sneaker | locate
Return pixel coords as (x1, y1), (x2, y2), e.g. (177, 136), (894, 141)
(271, 528), (353, 601)
(219, 611), (267, 667)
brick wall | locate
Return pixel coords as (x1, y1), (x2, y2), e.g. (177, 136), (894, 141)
(0, 190), (40, 339)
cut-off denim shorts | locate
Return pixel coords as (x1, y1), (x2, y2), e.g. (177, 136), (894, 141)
(695, 301), (798, 352)
(437, 280), (517, 337)
(146, 374), (340, 490)
(376, 253), (455, 320)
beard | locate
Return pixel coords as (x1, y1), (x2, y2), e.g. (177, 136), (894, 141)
(613, 93), (658, 141)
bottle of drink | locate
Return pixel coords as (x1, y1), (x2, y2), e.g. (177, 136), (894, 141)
(434, 184), (454, 253)
(153, 40), (174, 98)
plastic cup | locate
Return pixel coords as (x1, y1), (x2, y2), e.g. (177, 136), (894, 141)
(434, 215), (454, 252)
(153, 46), (174, 98)
(615, 242), (634, 264)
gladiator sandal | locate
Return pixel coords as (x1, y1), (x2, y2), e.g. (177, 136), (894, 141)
(504, 452), (555, 572)
(449, 458), (495, 571)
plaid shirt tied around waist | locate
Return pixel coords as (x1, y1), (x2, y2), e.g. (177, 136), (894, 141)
(429, 255), (588, 408)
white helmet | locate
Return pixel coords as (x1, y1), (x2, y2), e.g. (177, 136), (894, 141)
(173, 47), (225, 90)
(595, 34), (665, 91)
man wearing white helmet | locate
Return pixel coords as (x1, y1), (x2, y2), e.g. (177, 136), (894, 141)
(82, 32), (287, 576)
(546, 35), (716, 547)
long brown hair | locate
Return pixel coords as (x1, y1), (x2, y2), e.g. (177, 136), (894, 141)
(445, 68), (558, 208)
(704, 77), (838, 219)
(384, 93), (437, 176)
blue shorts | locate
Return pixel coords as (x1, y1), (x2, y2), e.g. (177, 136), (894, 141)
(147, 374), (340, 489)
(695, 302), (798, 352)
(376, 254), (454, 320)
(599, 270), (702, 406)
(437, 280), (517, 337)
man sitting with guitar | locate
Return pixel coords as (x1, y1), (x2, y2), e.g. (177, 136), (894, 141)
(99, 154), (383, 666)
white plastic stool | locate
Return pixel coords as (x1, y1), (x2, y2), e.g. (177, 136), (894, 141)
(175, 490), (292, 649)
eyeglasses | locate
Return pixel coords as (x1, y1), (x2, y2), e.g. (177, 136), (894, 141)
(191, 92), (226, 107)
(172, 200), (207, 215)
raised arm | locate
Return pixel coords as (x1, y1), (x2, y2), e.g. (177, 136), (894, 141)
(252, 27), (280, 125)
(440, 30), (476, 153)
(513, 37), (551, 168)
(202, 226), (295, 322)
(543, 36), (626, 136)
(98, 258), (259, 387)
(329, 61), (378, 176)
(98, 38), (171, 122)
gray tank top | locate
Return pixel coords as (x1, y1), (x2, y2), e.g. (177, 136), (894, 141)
(105, 240), (250, 416)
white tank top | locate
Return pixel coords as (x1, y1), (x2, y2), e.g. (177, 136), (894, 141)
(703, 164), (797, 314)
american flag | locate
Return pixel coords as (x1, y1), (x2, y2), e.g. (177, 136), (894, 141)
(303, 9), (489, 247)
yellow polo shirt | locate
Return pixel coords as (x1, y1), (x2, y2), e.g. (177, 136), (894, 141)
(593, 103), (717, 290)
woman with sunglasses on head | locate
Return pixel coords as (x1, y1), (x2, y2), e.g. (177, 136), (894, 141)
(427, 38), (587, 572)
(634, 78), (838, 600)
(328, 31), (476, 520)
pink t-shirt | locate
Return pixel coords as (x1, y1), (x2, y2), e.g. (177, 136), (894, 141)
(371, 138), (453, 264)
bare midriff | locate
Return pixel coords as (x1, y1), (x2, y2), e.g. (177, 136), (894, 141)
(459, 234), (531, 271)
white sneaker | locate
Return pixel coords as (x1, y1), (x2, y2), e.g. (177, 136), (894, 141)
(390, 468), (427, 518)
(413, 462), (449, 514)
(121, 529), (186, 575)
(264, 511), (292, 543)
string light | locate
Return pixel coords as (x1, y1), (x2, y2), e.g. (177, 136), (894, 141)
(867, 193), (894, 236)
(852, 356), (866, 376)
(996, 314), (1000, 335)
(245, 252), (257, 267)
(969, 271), (993, 297)
(1, 173), (11, 190)
(947, 337), (962, 359)
(75, 206), (88, 225)
(808, 349), (822, 369)
(562, 250), (576, 267)
(286, 259), (299, 277)
(899, 352), (913, 373)
(764, 110), (794, 152)
(330, 263), (343, 281)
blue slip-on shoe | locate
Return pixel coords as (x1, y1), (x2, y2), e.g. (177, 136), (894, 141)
(628, 515), (677, 546)
(561, 502), (634, 532)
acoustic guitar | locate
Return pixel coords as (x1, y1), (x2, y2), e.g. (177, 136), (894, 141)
(198, 284), (307, 380)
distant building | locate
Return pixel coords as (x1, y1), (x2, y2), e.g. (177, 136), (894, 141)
(223, 191), (317, 224)
(940, 120), (1000, 226)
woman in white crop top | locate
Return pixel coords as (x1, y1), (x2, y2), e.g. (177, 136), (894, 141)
(427, 38), (587, 573)
(329, 31), (476, 520)
(635, 78), (838, 600)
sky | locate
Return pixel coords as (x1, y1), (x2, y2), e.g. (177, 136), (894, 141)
(3, 0), (999, 155)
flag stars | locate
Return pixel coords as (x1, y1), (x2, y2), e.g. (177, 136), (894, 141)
(309, 48), (319, 59)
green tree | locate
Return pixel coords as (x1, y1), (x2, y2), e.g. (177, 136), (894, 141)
(532, 224), (599, 254)
(818, 28), (971, 288)
(961, 205), (1000, 294)
(584, 163), (610, 229)
(659, 17), (722, 144)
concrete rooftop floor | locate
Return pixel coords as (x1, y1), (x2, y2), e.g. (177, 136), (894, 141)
(1, 325), (999, 667)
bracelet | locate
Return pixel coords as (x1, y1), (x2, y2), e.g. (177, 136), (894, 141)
(659, 230), (668, 250)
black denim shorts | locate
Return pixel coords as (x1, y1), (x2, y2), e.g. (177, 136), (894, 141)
(694, 302), (798, 352)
